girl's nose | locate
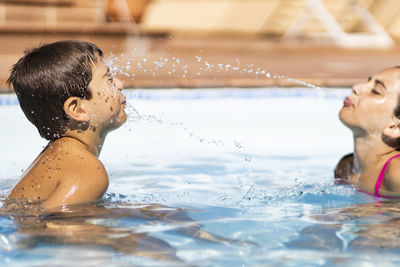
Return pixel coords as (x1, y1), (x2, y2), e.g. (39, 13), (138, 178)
(352, 83), (361, 95)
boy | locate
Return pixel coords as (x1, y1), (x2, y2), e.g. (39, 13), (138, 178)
(7, 40), (127, 209)
(335, 67), (400, 197)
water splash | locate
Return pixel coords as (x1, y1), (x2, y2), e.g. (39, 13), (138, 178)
(107, 53), (326, 92)
(124, 102), (224, 146)
(110, 53), (335, 204)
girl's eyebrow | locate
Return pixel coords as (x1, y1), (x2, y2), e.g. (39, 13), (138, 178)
(375, 79), (387, 89)
(367, 76), (386, 89)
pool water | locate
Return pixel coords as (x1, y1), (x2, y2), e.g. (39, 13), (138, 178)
(1, 88), (400, 266)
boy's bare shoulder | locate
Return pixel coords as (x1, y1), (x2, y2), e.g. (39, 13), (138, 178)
(39, 139), (109, 209)
(334, 153), (354, 184)
(9, 138), (108, 204)
(47, 139), (108, 181)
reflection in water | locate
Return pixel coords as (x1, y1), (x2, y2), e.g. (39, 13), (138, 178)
(288, 200), (400, 252)
(0, 199), (254, 263)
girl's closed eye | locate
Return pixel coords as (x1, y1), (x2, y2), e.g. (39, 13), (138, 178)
(371, 89), (380, 95)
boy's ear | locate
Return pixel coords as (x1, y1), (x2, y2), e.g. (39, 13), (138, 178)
(63, 97), (90, 122)
(383, 117), (400, 139)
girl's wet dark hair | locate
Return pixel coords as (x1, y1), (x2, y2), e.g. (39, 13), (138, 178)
(7, 40), (103, 140)
(383, 66), (400, 149)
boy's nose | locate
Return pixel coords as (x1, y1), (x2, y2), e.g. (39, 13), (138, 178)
(115, 78), (123, 91)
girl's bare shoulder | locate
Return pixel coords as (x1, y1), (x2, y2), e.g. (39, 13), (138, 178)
(384, 156), (400, 193)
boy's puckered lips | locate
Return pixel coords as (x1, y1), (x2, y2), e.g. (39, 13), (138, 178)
(343, 97), (353, 107)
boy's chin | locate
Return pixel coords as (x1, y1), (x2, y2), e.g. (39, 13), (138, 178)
(116, 113), (128, 125)
(109, 115), (127, 129)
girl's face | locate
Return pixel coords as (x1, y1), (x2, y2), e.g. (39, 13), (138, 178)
(339, 67), (400, 135)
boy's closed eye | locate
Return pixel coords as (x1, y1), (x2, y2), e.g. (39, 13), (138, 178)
(102, 67), (114, 83)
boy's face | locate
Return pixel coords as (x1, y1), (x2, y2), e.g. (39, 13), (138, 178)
(86, 59), (127, 131)
(339, 67), (400, 134)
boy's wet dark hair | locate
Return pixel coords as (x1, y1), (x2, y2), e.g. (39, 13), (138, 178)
(7, 40), (103, 140)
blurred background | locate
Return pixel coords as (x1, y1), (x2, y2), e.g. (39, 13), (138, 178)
(1, 0), (400, 90)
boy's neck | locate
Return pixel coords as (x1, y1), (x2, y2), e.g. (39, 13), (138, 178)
(63, 129), (107, 157)
(353, 133), (397, 172)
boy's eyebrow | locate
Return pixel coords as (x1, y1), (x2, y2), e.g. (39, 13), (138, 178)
(103, 67), (110, 78)
(375, 79), (386, 89)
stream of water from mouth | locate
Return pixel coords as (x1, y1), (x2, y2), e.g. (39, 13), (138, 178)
(109, 52), (345, 207)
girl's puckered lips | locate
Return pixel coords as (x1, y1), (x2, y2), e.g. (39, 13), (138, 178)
(343, 97), (353, 107)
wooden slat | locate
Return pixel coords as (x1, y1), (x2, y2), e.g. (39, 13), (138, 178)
(1, 0), (73, 7)
(217, 0), (280, 34)
(0, 0), (106, 23)
(142, 0), (230, 32)
(261, 0), (304, 35)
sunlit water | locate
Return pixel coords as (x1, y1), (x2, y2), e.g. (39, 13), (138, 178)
(1, 88), (400, 266)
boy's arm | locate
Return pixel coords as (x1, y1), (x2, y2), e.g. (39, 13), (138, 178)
(334, 153), (354, 185)
(43, 161), (109, 209)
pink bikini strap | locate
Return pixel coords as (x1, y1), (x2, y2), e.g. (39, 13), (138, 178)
(375, 154), (400, 197)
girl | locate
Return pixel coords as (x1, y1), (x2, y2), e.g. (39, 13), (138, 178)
(335, 67), (400, 197)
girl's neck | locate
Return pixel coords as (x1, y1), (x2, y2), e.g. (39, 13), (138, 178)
(353, 133), (396, 172)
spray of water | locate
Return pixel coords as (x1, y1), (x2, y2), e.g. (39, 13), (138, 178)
(124, 102), (224, 146)
(105, 54), (327, 92)
(107, 52), (340, 203)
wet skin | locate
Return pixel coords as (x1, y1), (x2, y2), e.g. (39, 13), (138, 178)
(9, 58), (128, 209)
(335, 67), (400, 196)
(1, 201), (255, 263)
(289, 201), (400, 251)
